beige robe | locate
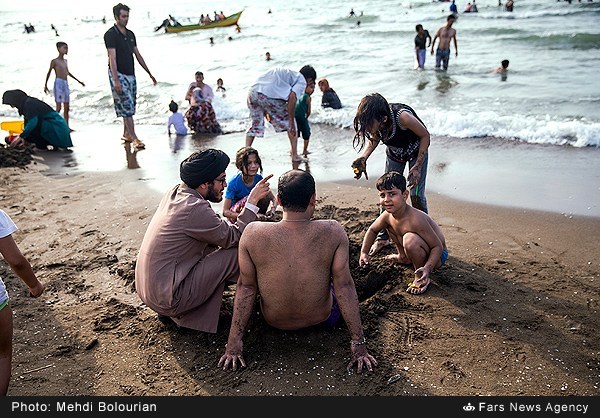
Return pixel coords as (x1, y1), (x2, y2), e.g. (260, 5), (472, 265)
(135, 184), (257, 332)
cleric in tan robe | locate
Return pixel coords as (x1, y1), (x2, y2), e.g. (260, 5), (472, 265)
(135, 149), (272, 332)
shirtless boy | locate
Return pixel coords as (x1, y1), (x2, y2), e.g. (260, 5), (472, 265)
(430, 14), (458, 71)
(219, 169), (377, 373)
(359, 171), (448, 295)
(44, 42), (85, 128)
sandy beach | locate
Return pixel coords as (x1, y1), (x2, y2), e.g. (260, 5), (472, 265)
(0, 125), (598, 397)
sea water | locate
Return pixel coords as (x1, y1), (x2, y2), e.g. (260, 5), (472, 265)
(0, 0), (599, 215)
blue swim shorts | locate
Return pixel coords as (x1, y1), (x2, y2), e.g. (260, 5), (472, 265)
(108, 69), (137, 118)
(441, 249), (449, 266)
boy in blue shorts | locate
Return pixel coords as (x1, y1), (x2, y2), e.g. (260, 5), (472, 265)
(359, 171), (448, 295)
(43, 41), (85, 129)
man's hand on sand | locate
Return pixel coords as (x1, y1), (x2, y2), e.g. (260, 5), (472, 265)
(218, 348), (247, 371)
(347, 346), (377, 373)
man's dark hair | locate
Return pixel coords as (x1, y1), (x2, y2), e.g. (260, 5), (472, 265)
(415, 24), (423, 32)
(195, 71), (203, 77)
(299, 65), (317, 83)
(56, 41), (67, 49)
(447, 14), (456, 21)
(235, 146), (263, 174)
(376, 171), (407, 193)
(113, 3), (130, 18)
(277, 169), (315, 212)
(169, 100), (178, 113)
(353, 92), (391, 152)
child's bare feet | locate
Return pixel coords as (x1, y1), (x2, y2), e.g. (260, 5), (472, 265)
(384, 253), (412, 265)
(368, 239), (392, 256)
(406, 277), (430, 295)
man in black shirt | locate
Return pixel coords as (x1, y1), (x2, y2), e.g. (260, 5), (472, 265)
(414, 24), (432, 70)
(104, 3), (156, 149)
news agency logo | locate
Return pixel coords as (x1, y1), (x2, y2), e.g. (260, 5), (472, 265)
(463, 403), (475, 412)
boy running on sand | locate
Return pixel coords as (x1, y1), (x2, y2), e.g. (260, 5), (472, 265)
(359, 171), (448, 295)
(44, 42), (85, 129)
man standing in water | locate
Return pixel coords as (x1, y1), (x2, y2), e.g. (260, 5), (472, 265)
(430, 14), (458, 71)
(414, 24), (432, 70)
(104, 3), (156, 150)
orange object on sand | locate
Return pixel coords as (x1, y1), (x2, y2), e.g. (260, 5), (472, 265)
(1, 120), (24, 135)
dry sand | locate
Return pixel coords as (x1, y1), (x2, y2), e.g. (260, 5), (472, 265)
(0, 146), (599, 397)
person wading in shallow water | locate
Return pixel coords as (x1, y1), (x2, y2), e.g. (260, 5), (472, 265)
(430, 14), (458, 71)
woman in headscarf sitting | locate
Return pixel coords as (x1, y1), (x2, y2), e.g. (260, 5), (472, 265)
(2, 89), (73, 150)
(317, 78), (342, 110)
(184, 71), (222, 134)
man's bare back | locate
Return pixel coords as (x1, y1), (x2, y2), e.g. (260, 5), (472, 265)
(242, 219), (347, 329)
(220, 168), (376, 373)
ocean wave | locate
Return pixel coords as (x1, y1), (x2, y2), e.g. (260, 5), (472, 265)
(420, 110), (600, 148)
(511, 33), (600, 50)
(307, 109), (600, 148)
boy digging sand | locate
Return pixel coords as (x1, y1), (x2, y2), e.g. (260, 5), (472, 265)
(359, 171), (448, 295)
(44, 42), (85, 129)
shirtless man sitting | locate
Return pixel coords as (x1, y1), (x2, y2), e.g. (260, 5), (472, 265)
(430, 14), (458, 71)
(218, 169), (377, 373)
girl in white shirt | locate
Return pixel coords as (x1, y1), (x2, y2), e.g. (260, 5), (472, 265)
(167, 100), (188, 135)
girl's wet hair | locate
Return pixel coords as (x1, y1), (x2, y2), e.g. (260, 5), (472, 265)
(376, 171), (407, 192)
(235, 146), (263, 174)
(353, 93), (391, 152)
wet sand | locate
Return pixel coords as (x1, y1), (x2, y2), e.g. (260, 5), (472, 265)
(37, 121), (600, 218)
(1, 158), (598, 397)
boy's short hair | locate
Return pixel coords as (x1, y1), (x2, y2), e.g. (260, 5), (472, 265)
(56, 41), (67, 49)
(235, 146), (263, 174)
(415, 24), (423, 32)
(195, 71), (203, 77)
(169, 100), (178, 113)
(447, 14), (456, 21)
(299, 65), (317, 84)
(277, 169), (315, 212)
(376, 171), (407, 193)
(501, 59), (510, 68)
(113, 3), (130, 18)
